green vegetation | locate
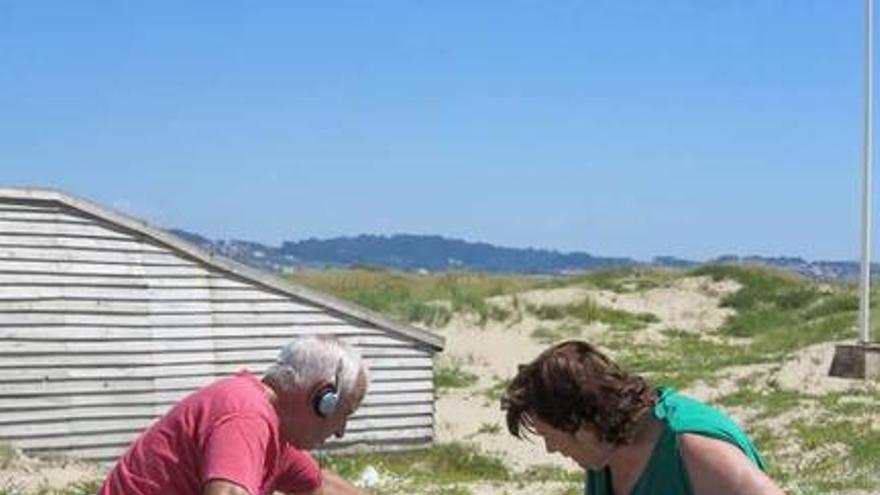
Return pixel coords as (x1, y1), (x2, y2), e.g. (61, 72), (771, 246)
(480, 377), (511, 404)
(0, 443), (15, 469)
(288, 269), (547, 327)
(475, 422), (502, 436)
(0, 442), (102, 495)
(615, 329), (754, 388)
(693, 265), (858, 354)
(715, 386), (806, 421)
(604, 265), (868, 390)
(318, 443), (510, 494)
(318, 444), (586, 495)
(520, 464), (583, 482)
(434, 364), (479, 391)
(559, 267), (679, 293)
(787, 419), (880, 492)
(405, 302), (454, 327)
(553, 486), (583, 495)
(0, 479), (102, 495)
(47, 480), (102, 495)
(526, 298), (658, 332)
(530, 322), (583, 344)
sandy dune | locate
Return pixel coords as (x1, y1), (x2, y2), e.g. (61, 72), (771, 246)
(434, 276), (743, 472)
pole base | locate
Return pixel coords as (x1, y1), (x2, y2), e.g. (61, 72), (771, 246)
(829, 343), (880, 380)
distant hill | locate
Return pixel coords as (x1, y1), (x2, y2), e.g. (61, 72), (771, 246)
(170, 230), (636, 274)
(168, 229), (875, 282)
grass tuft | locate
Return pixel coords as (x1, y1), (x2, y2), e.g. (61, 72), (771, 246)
(435, 364), (479, 391)
(526, 298), (658, 332)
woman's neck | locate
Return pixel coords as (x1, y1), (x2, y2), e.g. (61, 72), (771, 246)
(606, 413), (664, 494)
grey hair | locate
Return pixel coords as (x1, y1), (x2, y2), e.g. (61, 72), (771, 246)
(265, 335), (367, 404)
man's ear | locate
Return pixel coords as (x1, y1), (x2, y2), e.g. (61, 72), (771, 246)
(309, 380), (338, 418)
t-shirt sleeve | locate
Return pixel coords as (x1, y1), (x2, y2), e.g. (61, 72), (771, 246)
(272, 448), (322, 494)
(201, 413), (273, 495)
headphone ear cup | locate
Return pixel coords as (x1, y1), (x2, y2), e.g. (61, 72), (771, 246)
(314, 387), (339, 418)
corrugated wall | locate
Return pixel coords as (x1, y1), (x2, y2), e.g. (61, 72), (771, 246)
(0, 198), (436, 462)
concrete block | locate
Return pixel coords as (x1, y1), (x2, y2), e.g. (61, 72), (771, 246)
(829, 343), (880, 380)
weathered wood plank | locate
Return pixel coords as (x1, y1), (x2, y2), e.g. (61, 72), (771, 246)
(0, 221), (134, 240)
(0, 311), (348, 327)
(0, 390), (194, 410)
(0, 376), (201, 397)
(0, 204), (88, 217)
(0, 402), (435, 426)
(0, 390), (434, 411)
(0, 284), (288, 304)
(0, 332), (420, 349)
(0, 374), (431, 397)
(6, 425), (435, 452)
(0, 352), (432, 370)
(8, 431), (163, 451)
(0, 260), (209, 277)
(0, 271), (259, 287)
(0, 338), (429, 356)
(0, 210), (102, 226)
(0, 413), (432, 439)
(0, 364), (432, 383)
(0, 324), (384, 340)
(330, 426), (437, 443)
(0, 405), (161, 425)
(0, 275), (177, 289)
(0, 298), (319, 314)
(0, 418), (156, 439)
(352, 403), (436, 418)
(0, 247), (201, 267)
(0, 202), (62, 214)
(0, 235), (169, 254)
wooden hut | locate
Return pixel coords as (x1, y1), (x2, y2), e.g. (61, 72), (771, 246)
(0, 187), (444, 462)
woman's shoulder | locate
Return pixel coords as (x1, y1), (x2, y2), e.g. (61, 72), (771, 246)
(653, 387), (766, 469)
(653, 387), (738, 433)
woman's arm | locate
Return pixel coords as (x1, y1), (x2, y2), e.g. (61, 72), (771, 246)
(680, 433), (786, 495)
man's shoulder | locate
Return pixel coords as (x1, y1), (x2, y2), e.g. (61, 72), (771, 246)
(176, 371), (272, 419)
(192, 371), (261, 398)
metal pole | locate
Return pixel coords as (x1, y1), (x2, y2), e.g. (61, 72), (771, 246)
(859, 0), (874, 344)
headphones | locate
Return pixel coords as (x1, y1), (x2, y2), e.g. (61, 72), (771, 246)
(312, 361), (342, 418)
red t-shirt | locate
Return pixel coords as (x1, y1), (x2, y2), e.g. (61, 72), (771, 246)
(100, 371), (322, 495)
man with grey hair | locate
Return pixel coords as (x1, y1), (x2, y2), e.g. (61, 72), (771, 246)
(100, 335), (370, 495)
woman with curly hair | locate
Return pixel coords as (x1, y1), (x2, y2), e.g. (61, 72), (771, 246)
(501, 340), (785, 495)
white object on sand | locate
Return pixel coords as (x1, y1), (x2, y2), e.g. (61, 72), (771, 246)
(357, 465), (380, 488)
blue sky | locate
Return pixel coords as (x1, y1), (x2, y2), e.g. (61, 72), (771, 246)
(1, 1), (870, 261)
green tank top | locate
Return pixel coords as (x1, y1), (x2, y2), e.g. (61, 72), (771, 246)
(585, 388), (766, 495)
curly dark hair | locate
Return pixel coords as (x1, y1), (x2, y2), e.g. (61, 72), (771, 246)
(501, 340), (657, 446)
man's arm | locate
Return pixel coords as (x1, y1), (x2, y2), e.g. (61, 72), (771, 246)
(299, 469), (370, 495)
(680, 433), (786, 495)
(203, 479), (251, 495)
